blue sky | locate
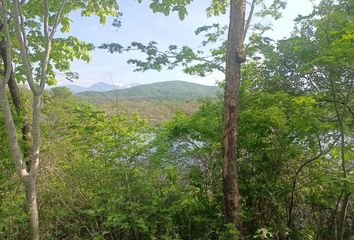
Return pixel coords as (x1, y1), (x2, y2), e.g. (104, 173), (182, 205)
(58, 0), (315, 87)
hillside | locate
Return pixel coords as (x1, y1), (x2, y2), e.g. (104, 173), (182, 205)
(102, 100), (199, 125)
(76, 80), (220, 103)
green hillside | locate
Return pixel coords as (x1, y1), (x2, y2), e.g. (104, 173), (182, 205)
(76, 80), (220, 103)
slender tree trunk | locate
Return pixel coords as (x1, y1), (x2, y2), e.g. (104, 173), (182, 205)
(0, 80), (28, 176)
(222, 0), (246, 238)
(0, 38), (32, 159)
(8, 72), (32, 159)
(1, 0), (67, 238)
(24, 176), (40, 240)
(336, 122), (350, 240)
(337, 193), (350, 240)
(0, 79), (40, 240)
(31, 94), (41, 160)
(329, 72), (351, 240)
(1, 27), (39, 239)
(0, 22), (40, 239)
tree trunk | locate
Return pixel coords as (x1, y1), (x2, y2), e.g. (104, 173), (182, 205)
(222, 0), (246, 238)
(30, 93), (41, 175)
(336, 123), (350, 240)
(24, 176), (40, 240)
(7, 70), (32, 147)
(329, 73), (351, 240)
(0, 39), (32, 160)
(337, 193), (350, 240)
(1, 25), (39, 239)
(0, 80), (40, 240)
(0, 0), (63, 238)
(0, 79), (27, 176)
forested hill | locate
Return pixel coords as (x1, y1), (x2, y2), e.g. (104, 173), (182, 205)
(76, 80), (220, 103)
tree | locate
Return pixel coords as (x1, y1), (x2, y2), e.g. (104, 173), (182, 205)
(0, 27), (32, 162)
(275, 1), (352, 238)
(0, 0), (118, 239)
(243, 1), (353, 237)
(221, 1), (247, 236)
(101, 1), (287, 238)
(51, 86), (73, 99)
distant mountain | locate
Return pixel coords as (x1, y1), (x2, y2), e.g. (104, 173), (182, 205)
(76, 80), (220, 103)
(65, 82), (122, 93)
(64, 84), (87, 93)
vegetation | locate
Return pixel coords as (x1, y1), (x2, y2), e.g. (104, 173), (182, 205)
(0, 0), (353, 240)
(76, 80), (220, 103)
(102, 99), (199, 125)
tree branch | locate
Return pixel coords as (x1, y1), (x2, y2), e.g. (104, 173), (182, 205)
(40, 0), (49, 89)
(243, 0), (256, 41)
(0, 1), (28, 178)
(0, 4), (13, 18)
(12, 0), (39, 94)
(33, 0), (67, 174)
(320, 98), (354, 120)
(49, 0), (67, 39)
(0, 0), (12, 84)
(287, 135), (340, 228)
(40, 0), (67, 89)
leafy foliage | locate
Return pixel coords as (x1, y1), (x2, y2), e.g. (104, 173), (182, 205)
(0, 0), (353, 239)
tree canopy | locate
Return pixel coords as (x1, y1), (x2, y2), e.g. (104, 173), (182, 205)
(0, 0), (353, 239)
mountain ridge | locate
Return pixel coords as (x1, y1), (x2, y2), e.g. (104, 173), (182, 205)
(76, 80), (220, 103)
(64, 82), (130, 93)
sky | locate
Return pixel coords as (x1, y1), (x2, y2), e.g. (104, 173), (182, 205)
(57, 0), (315, 87)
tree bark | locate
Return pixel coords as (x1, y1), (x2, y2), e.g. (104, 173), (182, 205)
(24, 176), (40, 240)
(1, 0), (67, 238)
(0, 74), (40, 240)
(0, 81), (27, 176)
(0, 38), (32, 160)
(222, 0), (246, 238)
(30, 93), (41, 175)
(335, 120), (350, 240)
(0, 3), (40, 238)
(329, 73), (351, 240)
(336, 125), (350, 240)
(337, 193), (350, 240)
